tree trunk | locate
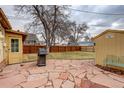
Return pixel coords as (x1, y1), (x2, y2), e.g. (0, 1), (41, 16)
(46, 45), (50, 54)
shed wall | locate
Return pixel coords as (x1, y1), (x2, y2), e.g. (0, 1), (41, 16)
(94, 32), (123, 66)
(5, 32), (23, 64)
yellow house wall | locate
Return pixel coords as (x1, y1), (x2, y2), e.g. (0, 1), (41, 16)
(0, 24), (4, 63)
(0, 32), (3, 63)
(5, 32), (23, 64)
(94, 31), (123, 67)
(22, 53), (37, 62)
(0, 23), (7, 68)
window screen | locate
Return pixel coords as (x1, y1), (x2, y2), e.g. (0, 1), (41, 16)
(11, 39), (19, 52)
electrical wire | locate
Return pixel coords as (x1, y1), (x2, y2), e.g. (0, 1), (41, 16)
(7, 7), (124, 20)
(69, 8), (124, 16)
(6, 7), (124, 27)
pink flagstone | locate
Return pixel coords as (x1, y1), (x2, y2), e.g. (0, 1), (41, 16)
(58, 72), (69, 80)
(0, 74), (26, 88)
(52, 79), (63, 88)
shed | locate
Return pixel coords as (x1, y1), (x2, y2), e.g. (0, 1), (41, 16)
(5, 30), (27, 64)
(92, 29), (124, 70)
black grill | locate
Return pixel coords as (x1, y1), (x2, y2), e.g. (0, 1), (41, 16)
(37, 48), (48, 66)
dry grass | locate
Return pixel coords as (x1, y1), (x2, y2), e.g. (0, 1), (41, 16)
(47, 51), (95, 60)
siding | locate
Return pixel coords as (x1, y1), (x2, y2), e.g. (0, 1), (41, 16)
(94, 31), (124, 70)
(5, 32), (23, 64)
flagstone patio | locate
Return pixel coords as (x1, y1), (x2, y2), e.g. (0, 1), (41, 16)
(0, 59), (124, 88)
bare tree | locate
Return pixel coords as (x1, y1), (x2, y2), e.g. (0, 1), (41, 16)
(54, 20), (71, 44)
(14, 5), (69, 52)
(57, 21), (89, 45)
(83, 35), (91, 42)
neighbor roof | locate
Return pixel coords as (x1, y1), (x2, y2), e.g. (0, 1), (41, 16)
(92, 29), (124, 40)
(0, 8), (12, 29)
(25, 33), (39, 41)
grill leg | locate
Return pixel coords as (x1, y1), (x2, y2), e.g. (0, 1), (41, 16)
(37, 55), (46, 67)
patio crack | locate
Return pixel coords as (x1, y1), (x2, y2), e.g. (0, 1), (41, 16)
(106, 74), (124, 83)
(98, 69), (124, 84)
(92, 69), (124, 85)
(15, 84), (24, 88)
(67, 71), (76, 88)
(45, 72), (54, 88)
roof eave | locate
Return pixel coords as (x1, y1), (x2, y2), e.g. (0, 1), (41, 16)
(0, 8), (12, 29)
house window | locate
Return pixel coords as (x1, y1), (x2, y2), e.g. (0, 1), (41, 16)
(11, 39), (19, 52)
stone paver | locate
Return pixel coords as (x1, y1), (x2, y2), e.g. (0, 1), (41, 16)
(20, 79), (47, 88)
(0, 59), (124, 88)
(52, 79), (63, 88)
(14, 85), (22, 88)
(78, 73), (86, 79)
(68, 74), (74, 81)
(49, 72), (59, 80)
(62, 80), (75, 88)
(80, 78), (92, 88)
(75, 77), (82, 87)
(108, 74), (124, 83)
(0, 74), (26, 88)
(28, 67), (47, 74)
(90, 74), (124, 88)
(19, 69), (29, 77)
(27, 74), (47, 81)
(20, 74), (48, 88)
(45, 85), (53, 88)
(0, 70), (19, 79)
(58, 72), (69, 80)
(80, 78), (107, 88)
(45, 81), (52, 86)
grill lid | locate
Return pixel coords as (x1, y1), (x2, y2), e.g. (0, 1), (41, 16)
(38, 48), (48, 55)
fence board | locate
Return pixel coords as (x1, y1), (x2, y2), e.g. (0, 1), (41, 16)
(23, 45), (94, 54)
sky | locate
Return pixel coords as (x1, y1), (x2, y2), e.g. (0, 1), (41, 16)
(1, 5), (124, 37)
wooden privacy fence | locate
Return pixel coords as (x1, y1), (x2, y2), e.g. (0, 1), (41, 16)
(49, 46), (81, 52)
(23, 45), (95, 54)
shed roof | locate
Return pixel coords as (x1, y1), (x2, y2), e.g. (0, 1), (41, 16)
(5, 30), (27, 41)
(92, 29), (124, 40)
(0, 8), (12, 29)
